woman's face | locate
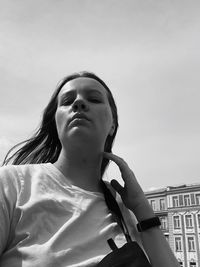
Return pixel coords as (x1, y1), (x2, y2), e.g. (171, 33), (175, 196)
(55, 77), (115, 150)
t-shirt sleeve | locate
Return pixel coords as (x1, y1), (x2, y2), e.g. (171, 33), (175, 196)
(0, 166), (19, 255)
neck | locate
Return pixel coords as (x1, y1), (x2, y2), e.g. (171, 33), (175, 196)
(54, 146), (104, 193)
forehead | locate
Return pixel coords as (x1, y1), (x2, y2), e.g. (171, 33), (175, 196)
(59, 77), (108, 97)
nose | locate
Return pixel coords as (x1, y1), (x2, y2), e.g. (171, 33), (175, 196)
(72, 97), (89, 112)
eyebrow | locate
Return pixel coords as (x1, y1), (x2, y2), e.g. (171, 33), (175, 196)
(60, 88), (104, 98)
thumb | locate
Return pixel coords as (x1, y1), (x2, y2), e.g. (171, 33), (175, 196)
(111, 179), (124, 196)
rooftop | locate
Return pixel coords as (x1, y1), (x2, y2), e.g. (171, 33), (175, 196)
(145, 182), (200, 195)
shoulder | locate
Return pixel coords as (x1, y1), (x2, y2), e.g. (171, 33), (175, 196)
(0, 164), (47, 194)
(0, 163), (53, 209)
(0, 165), (22, 191)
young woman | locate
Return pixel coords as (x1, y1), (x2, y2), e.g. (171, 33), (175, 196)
(0, 71), (179, 266)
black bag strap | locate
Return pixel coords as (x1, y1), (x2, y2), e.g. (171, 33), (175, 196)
(101, 181), (132, 243)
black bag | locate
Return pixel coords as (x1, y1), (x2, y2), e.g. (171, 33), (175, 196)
(98, 182), (152, 267)
(97, 241), (151, 267)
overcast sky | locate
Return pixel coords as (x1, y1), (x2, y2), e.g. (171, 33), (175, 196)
(0, 0), (200, 191)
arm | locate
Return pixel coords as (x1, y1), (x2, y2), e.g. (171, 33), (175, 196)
(103, 152), (180, 267)
(0, 167), (18, 256)
(0, 198), (10, 255)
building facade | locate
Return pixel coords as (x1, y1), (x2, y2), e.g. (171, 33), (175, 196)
(145, 183), (200, 267)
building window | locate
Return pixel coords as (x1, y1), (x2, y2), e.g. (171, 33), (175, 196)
(175, 237), (182, 251)
(172, 196), (179, 207)
(184, 195), (190, 206)
(190, 194), (195, 205)
(189, 262), (196, 267)
(179, 261), (183, 267)
(179, 195), (184, 206)
(160, 216), (168, 230)
(173, 215), (181, 229)
(185, 214), (193, 228)
(150, 200), (156, 210)
(160, 199), (165, 210)
(187, 237), (195, 251)
(196, 194), (200, 205)
(197, 214), (200, 228)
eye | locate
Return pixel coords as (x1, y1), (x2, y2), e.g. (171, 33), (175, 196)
(88, 96), (103, 103)
(60, 97), (74, 106)
(89, 98), (101, 103)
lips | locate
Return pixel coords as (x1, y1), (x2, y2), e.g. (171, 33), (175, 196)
(69, 113), (90, 124)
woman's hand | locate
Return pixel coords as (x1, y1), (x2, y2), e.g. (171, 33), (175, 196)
(103, 152), (154, 220)
(103, 153), (180, 267)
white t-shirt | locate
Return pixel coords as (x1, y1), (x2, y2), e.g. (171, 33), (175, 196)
(0, 163), (141, 267)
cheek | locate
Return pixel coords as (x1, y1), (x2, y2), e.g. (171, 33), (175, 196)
(55, 109), (67, 136)
(99, 108), (113, 131)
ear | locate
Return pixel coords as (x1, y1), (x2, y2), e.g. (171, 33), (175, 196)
(109, 123), (116, 136)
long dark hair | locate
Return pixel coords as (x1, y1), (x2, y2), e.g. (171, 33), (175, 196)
(3, 71), (119, 175)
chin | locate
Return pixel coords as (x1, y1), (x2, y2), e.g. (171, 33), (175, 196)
(63, 129), (93, 142)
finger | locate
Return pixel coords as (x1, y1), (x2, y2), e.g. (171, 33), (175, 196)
(103, 152), (135, 182)
(111, 179), (124, 195)
(103, 152), (128, 169)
